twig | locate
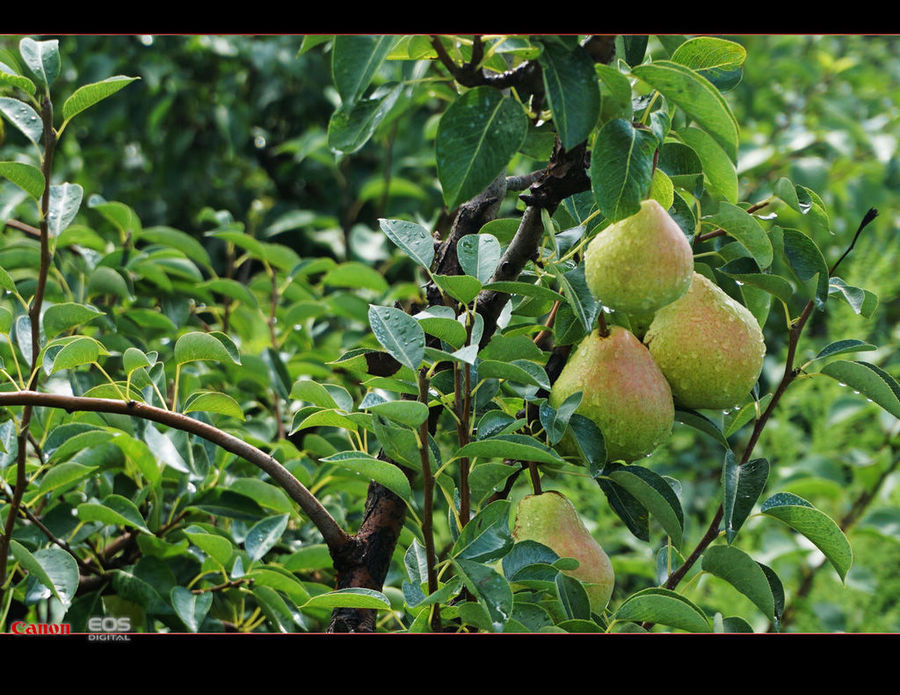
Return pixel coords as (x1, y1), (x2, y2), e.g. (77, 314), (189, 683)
(0, 391), (350, 552)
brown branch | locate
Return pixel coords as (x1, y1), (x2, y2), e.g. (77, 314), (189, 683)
(0, 391), (350, 552)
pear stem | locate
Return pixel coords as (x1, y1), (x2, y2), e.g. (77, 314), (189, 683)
(597, 310), (610, 338)
(528, 462), (542, 495)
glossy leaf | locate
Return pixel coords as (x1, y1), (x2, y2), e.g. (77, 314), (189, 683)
(320, 451), (413, 501)
(9, 541), (77, 609)
(702, 545), (774, 619)
(368, 304), (425, 371)
(604, 462), (684, 546)
(77, 494), (151, 534)
(0, 161), (44, 201)
(19, 37), (60, 88)
(453, 434), (567, 465)
(722, 452), (769, 543)
(170, 587), (212, 633)
(0, 96), (42, 147)
(379, 218), (435, 269)
(760, 492), (853, 581)
(245, 514), (290, 562)
(331, 35), (398, 105)
(61, 75), (139, 122)
(436, 86), (528, 209)
(614, 587), (711, 632)
(590, 118), (657, 221)
(632, 60), (739, 161)
(183, 391), (244, 420)
(457, 233), (501, 283)
(537, 40), (601, 149)
(174, 331), (241, 366)
(819, 360), (900, 419)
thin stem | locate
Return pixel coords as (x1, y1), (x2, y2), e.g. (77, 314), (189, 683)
(417, 368), (440, 631)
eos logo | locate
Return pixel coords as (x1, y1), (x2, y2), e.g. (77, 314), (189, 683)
(88, 616), (131, 633)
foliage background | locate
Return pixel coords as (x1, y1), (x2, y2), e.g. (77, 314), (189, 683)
(1, 34), (898, 633)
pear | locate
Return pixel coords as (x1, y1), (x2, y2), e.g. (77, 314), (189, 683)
(513, 491), (614, 612)
(550, 325), (673, 462)
(643, 272), (766, 410)
(584, 199), (694, 315)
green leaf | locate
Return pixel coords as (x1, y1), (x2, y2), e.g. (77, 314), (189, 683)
(457, 233), (501, 284)
(182, 391), (245, 420)
(327, 84), (401, 154)
(245, 514), (290, 563)
(537, 40), (601, 149)
(590, 118), (657, 221)
(819, 360), (900, 418)
(780, 228), (829, 307)
(556, 263), (600, 333)
(174, 331), (241, 366)
(701, 545), (774, 619)
(604, 462), (684, 546)
(38, 462), (98, 495)
(9, 541), (78, 609)
(139, 226), (213, 269)
(0, 61), (36, 94)
(85, 265), (131, 301)
(556, 573), (593, 621)
(614, 587), (711, 632)
(674, 408), (729, 448)
(41, 302), (104, 340)
(367, 304), (425, 371)
(365, 400), (429, 428)
(632, 60), (739, 161)
(454, 558), (514, 630)
(61, 75), (139, 122)
(670, 37), (746, 90)
(228, 479), (293, 515)
(19, 37), (60, 88)
(677, 127), (738, 203)
(477, 359), (550, 391)
(184, 527), (234, 566)
(77, 494), (151, 534)
(722, 452), (769, 544)
(414, 307), (467, 349)
(709, 202), (773, 269)
(47, 183), (84, 238)
(452, 500), (513, 563)
(303, 588), (391, 611)
(320, 451), (413, 501)
(453, 434), (567, 465)
(828, 277), (878, 318)
(0, 161), (44, 201)
(379, 218), (435, 269)
(432, 274), (482, 304)
(323, 261), (389, 293)
(170, 586), (212, 633)
(0, 97), (42, 147)
(331, 35), (398, 105)
(811, 339), (878, 363)
(291, 379), (341, 409)
(436, 86), (528, 209)
(760, 492), (853, 581)
(88, 198), (141, 235)
(48, 336), (107, 374)
(198, 278), (258, 309)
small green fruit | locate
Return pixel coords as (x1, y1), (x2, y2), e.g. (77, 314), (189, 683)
(513, 491), (614, 613)
(644, 272), (766, 410)
(550, 325), (673, 462)
(584, 199), (693, 314)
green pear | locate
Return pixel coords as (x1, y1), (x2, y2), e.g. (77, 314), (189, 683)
(513, 491), (614, 613)
(550, 325), (673, 462)
(643, 272), (766, 410)
(584, 199), (694, 314)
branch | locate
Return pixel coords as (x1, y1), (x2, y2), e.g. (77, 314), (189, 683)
(0, 391), (350, 552)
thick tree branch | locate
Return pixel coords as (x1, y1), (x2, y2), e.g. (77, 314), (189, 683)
(0, 391), (350, 552)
